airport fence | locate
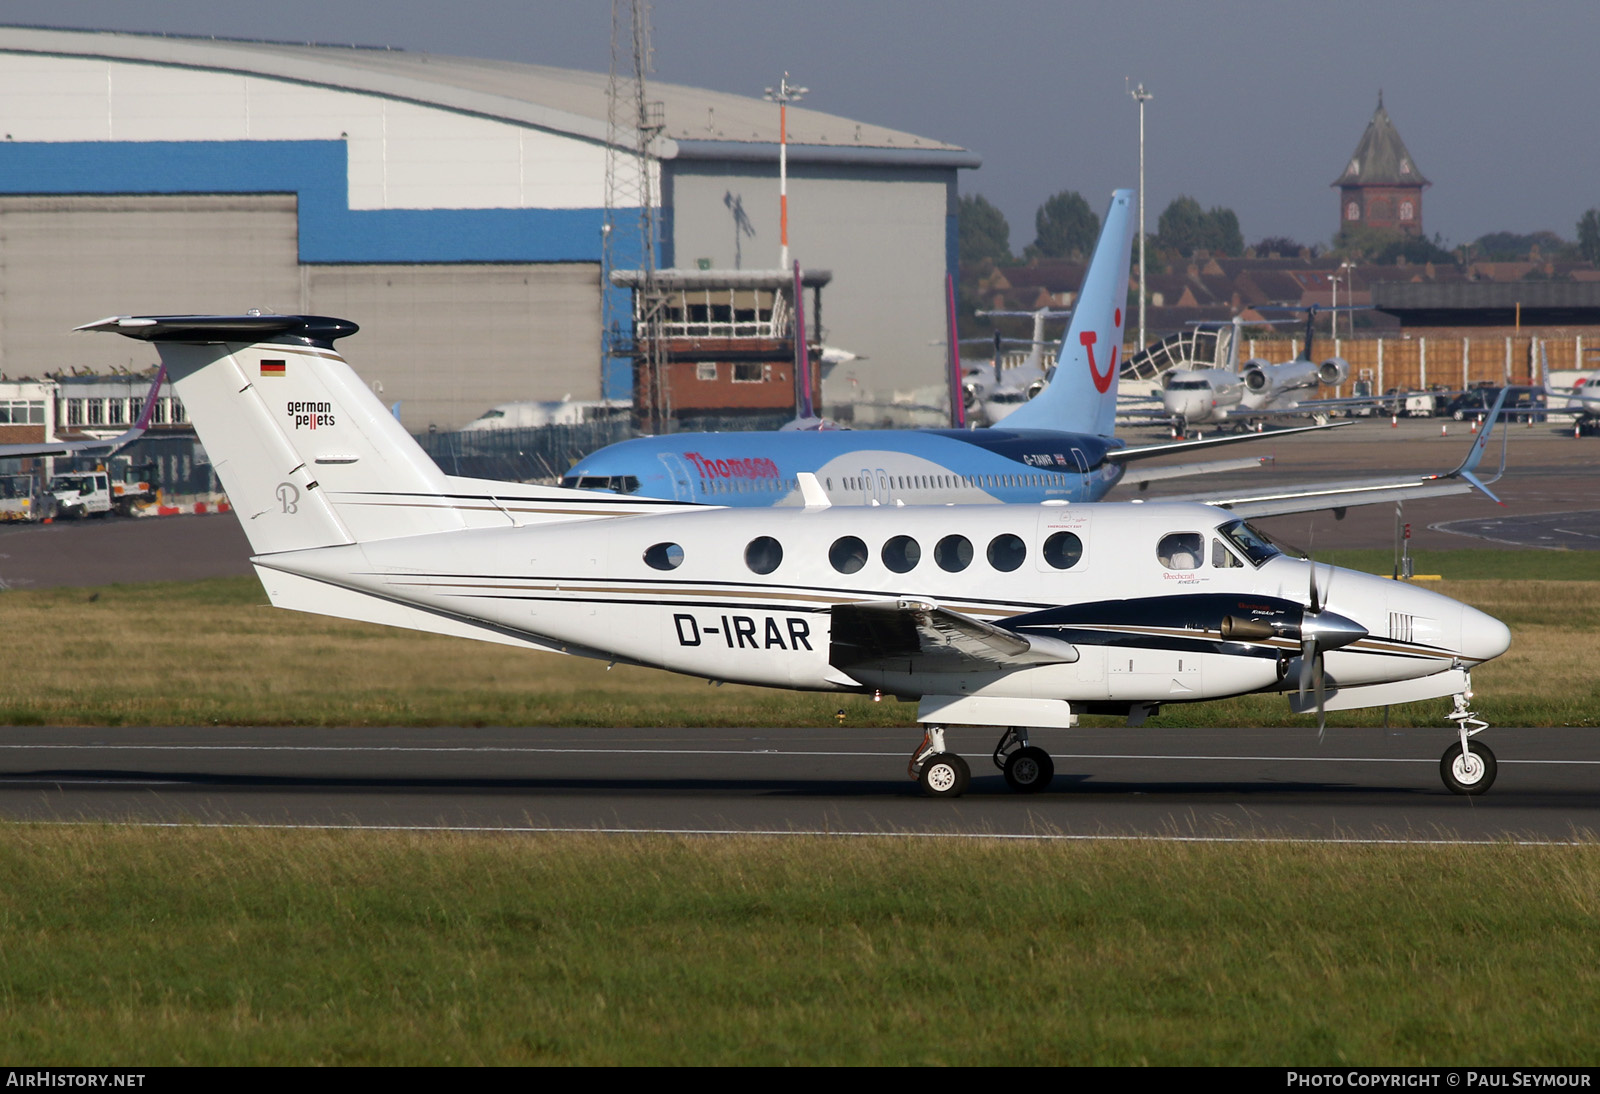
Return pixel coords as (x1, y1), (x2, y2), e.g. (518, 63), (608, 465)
(1234, 332), (1591, 396)
(413, 412), (794, 483)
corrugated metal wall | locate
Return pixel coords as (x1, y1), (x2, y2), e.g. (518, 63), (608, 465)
(0, 194), (301, 377)
(307, 263), (601, 429)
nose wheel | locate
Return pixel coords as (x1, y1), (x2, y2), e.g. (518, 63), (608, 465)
(1441, 740), (1496, 796)
(1441, 688), (1496, 795)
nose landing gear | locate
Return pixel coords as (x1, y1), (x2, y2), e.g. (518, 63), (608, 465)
(1441, 690), (1496, 795)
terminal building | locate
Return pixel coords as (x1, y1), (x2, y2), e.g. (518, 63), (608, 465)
(0, 25), (978, 430)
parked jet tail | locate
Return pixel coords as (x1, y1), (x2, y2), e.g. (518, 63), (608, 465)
(999, 188), (1136, 437)
(76, 314), (687, 557)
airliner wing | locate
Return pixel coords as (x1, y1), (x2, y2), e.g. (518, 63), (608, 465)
(0, 361), (167, 459)
(1106, 420), (1351, 464)
(1119, 455), (1271, 489)
(1155, 389), (1510, 518)
(829, 599), (1078, 674)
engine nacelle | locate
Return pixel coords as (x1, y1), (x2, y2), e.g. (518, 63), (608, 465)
(1319, 356), (1350, 386)
(1242, 361), (1271, 392)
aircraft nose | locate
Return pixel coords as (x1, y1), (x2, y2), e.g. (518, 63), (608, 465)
(1460, 605), (1511, 665)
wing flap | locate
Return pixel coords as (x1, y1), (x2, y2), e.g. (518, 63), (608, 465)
(829, 599), (1078, 674)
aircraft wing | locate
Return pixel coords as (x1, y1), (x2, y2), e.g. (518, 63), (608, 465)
(1153, 389), (1511, 518)
(1106, 420), (1351, 463)
(829, 599), (1079, 675)
(1119, 455), (1270, 489)
(0, 362), (167, 459)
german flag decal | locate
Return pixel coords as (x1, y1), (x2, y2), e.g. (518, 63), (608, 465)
(260, 360), (286, 377)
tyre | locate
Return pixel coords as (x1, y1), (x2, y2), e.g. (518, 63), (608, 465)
(918, 752), (970, 798)
(1003, 746), (1055, 793)
(1452, 409), (1465, 421)
(1440, 740), (1497, 796)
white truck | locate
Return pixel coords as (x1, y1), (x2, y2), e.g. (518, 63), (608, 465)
(48, 461), (159, 519)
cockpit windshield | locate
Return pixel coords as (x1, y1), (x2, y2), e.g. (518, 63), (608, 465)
(1218, 519), (1291, 566)
(1166, 379), (1212, 391)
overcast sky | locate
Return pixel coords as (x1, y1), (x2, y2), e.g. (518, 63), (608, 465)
(6, 1), (1596, 252)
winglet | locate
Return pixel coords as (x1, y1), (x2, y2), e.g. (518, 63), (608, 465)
(1440, 387), (1508, 504)
(1451, 387), (1508, 477)
(796, 471), (831, 509)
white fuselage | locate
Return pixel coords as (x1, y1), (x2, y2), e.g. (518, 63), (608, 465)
(261, 500), (1508, 711)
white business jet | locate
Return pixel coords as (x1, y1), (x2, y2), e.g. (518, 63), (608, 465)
(78, 314), (1513, 798)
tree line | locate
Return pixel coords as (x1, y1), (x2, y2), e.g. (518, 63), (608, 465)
(960, 190), (1600, 269)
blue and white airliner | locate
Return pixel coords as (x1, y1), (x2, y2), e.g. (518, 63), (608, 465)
(562, 190), (1334, 508)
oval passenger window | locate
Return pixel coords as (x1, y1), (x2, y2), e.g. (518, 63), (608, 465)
(882, 535), (921, 574)
(1042, 531), (1083, 570)
(643, 542), (685, 571)
(935, 534), (973, 573)
(829, 535), (868, 574)
(745, 535), (783, 575)
(987, 533), (1026, 572)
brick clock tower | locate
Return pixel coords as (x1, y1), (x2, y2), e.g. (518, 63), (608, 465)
(1331, 93), (1429, 237)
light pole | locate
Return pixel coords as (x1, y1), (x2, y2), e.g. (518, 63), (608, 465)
(764, 72), (807, 270)
(1128, 81), (1153, 352)
(1331, 260), (1355, 339)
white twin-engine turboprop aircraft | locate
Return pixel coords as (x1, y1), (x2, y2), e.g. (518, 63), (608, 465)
(80, 314), (1513, 798)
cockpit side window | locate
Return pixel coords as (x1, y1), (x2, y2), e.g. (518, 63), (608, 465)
(1157, 532), (1204, 570)
(1211, 538), (1245, 568)
(1218, 519), (1284, 567)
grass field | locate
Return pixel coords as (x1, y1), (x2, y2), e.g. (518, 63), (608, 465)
(2, 827), (1598, 1066)
(0, 548), (1594, 729)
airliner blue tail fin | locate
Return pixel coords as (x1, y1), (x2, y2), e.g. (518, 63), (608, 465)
(1000, 188), (1135, 436)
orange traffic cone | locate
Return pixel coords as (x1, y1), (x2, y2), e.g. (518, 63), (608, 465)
(1470, 419), (1478, 434)
(1391, 415), (1398, 427)
(1441, 424), (1448, 437)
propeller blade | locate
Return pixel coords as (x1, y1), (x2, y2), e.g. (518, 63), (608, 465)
(1298, 636), (1319, 700)
(1314, 652), (1328, 739)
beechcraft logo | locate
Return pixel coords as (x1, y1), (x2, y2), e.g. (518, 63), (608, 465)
(260, 360), (286, 377)
(286, 401), (336, 430)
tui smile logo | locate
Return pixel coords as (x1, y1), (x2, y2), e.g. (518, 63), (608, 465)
(1082, 308), (1123, 393)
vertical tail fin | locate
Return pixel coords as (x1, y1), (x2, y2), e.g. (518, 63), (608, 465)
(1000, 189), (1135, 436)
(77, 314), (467, 554)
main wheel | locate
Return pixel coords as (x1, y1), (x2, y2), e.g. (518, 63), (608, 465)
(1441, 740), (1497, 795)
(1003, 746), (1055, 793)
(918, 752), (970, 798)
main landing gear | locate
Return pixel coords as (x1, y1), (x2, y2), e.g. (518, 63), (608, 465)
(908, 726), (1055, 798)
(1440, 690), (1496, 795)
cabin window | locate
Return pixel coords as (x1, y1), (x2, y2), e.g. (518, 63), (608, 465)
(1158, 532), (1204, 570)
(644, 542), (685, 570)
(1042, 531), (1084, 570)
(745, 536), (783, 575)
(882, 535), (921, 574)
(829, 536), (869, 574)
(935, 534), (973, 572)
(987, 533), (1026, 572)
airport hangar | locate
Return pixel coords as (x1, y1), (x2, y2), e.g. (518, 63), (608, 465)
(0, 25), (978, 430)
